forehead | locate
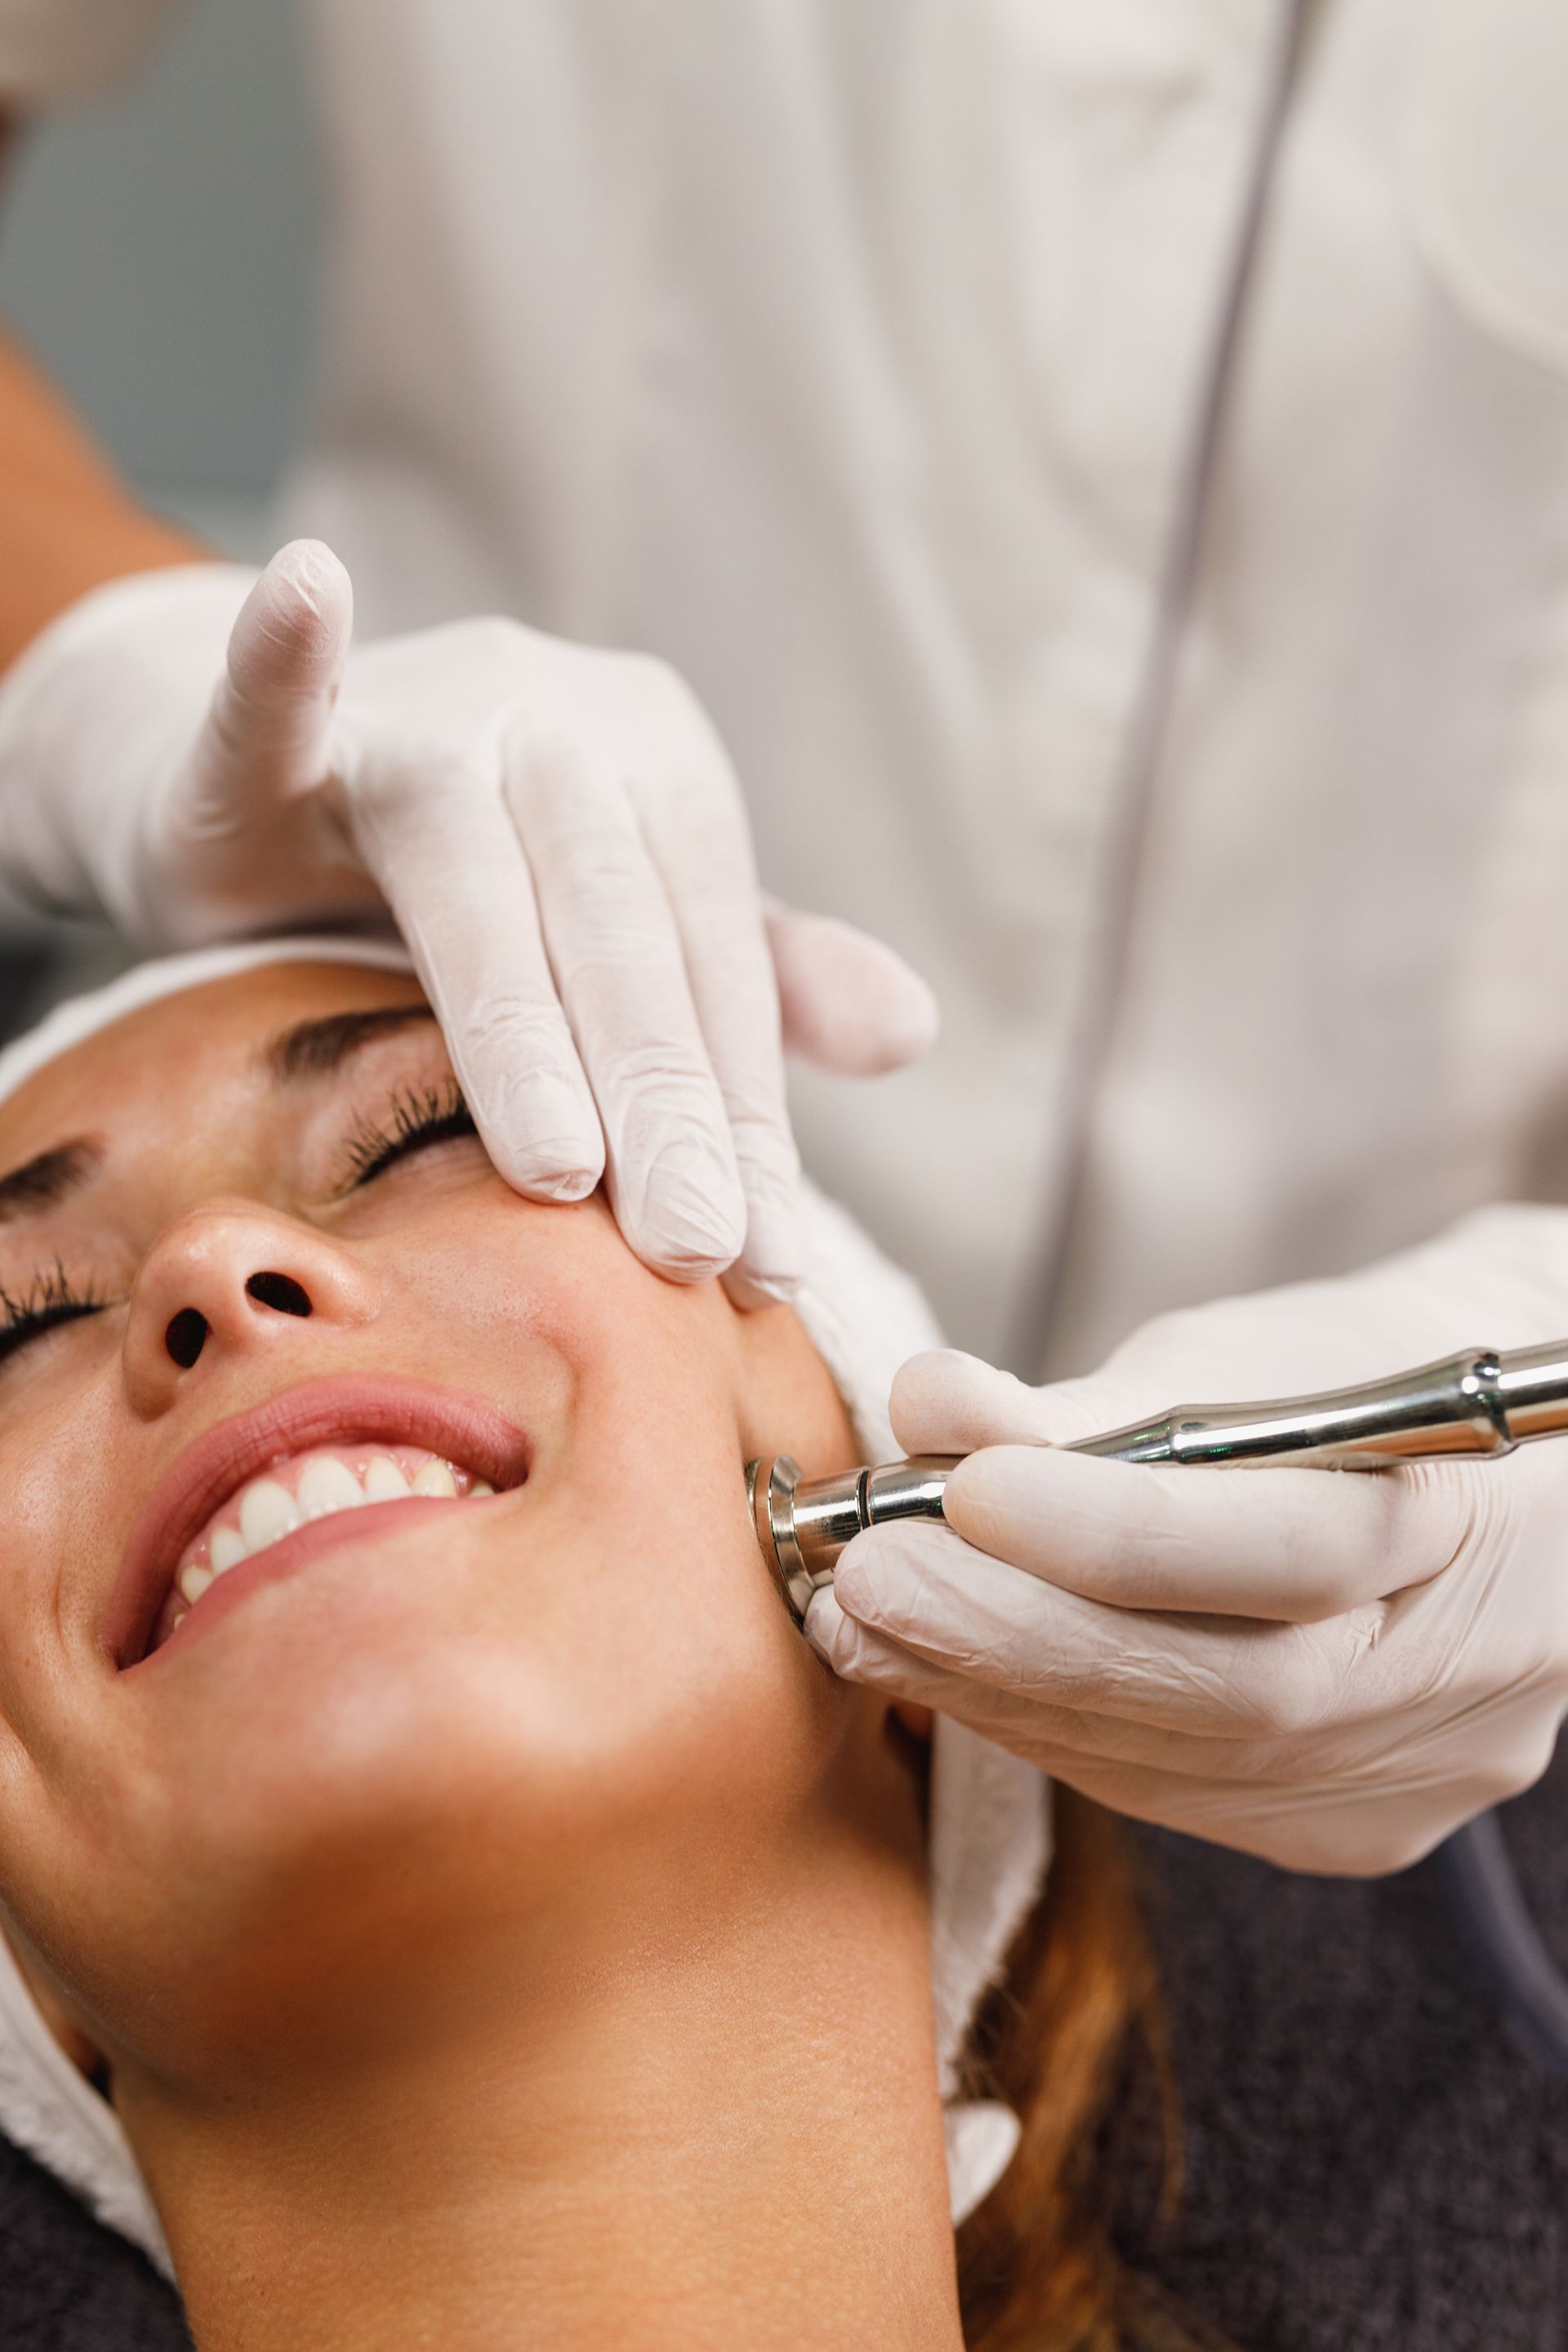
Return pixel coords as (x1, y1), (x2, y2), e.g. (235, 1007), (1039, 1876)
(0, 964), (431, 1170)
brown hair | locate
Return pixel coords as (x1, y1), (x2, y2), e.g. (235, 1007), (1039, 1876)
(955, 1788), (1232, 2352)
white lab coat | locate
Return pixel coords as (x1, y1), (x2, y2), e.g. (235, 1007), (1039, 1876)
(5, 0), (1568, 1373)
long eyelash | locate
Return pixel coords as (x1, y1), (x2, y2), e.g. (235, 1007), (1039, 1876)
(0, 1260), (110, 1365)
(340, 1080), (479, 1191)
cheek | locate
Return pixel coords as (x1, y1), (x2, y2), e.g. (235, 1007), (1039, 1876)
(489, 1299), (826, 1816)
(0, 1405), (157, 2042)
(0, 1384), (127, 1778)
(342, 1193), (840, 1840)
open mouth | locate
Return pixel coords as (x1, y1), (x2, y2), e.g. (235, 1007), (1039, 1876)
(111, 1377), (531, 1669)
(147, 1444), (497, 1655)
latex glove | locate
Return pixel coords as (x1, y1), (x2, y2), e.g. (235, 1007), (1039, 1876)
(0, 541), (935, 1299)
(808, 1206), (1568, 1874)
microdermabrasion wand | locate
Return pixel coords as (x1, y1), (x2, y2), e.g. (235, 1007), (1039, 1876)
(746, 1337), (1568, 1625)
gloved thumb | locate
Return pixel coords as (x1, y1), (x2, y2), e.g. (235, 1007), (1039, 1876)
(889, 1348), (1114, 1454)
(764, 898), (938, 1077)
(198, 539), (354, 813)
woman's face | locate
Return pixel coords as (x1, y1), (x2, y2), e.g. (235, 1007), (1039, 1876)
(0, 962), (885, 2096)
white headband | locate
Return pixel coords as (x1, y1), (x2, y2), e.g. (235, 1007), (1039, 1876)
(0, 939), (1049, 2274)
(0, 934), (418, 1109)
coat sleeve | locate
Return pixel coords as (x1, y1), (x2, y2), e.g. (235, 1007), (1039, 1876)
(0, 0), (182, 106)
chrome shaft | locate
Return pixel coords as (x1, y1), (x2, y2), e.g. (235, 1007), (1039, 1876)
(746, 1338), (1568, 1625)
(1071, 1341), (1568, 1468)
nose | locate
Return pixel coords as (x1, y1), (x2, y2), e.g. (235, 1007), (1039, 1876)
(123, 1200), (380, 1419)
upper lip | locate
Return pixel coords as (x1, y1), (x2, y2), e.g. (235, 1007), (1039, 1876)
(105, 1374), (531, 1668)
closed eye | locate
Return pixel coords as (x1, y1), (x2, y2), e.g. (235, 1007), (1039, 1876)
(339, 1081), (481, 1192)
(0, 1262), (111, 1368)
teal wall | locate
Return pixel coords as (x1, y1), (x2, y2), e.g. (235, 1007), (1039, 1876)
(0, 0), (317, 519)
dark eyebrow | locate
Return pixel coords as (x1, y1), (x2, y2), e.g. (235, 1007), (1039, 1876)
(0, 1138), (104, 1226)
(265, 1004), (438, 1085)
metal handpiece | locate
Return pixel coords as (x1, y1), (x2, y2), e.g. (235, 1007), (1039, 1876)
(746, 1337), (1568, 1624)
(747, 1453), (957, 1626)
(1070, 1338), (1568, 1467)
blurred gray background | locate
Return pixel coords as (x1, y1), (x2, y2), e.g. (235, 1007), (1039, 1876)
(0, 0), (316, 558)
(0, 0), (317, 996)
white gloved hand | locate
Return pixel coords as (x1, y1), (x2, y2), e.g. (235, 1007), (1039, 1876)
(808, 1206), (1568, 1873)
(0, 541), (935, 1300)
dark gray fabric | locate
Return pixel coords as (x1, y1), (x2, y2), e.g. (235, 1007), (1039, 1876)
(1118, 1740), (1568, 2350)
(2, 1746), (1564, 2346)
(0, 2132), (187, 2348)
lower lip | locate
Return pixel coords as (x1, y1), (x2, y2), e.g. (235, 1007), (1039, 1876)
(132, 1497), (484, 1671)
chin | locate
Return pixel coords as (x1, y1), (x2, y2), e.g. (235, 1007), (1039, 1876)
(101, 1512), (842, 2081)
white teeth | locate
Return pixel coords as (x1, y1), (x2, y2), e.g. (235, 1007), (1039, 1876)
(297, 1454), (368, 1521)
(176, 1450), (491, 1624)
(212, 1525), (247, 1575)
(239, 1477), (301, 1552)
(363, 1454), (412, 1503)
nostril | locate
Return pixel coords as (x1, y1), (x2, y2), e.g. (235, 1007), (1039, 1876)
(165, 1309), (209, 1370)
(246, 1272), (313, 1319)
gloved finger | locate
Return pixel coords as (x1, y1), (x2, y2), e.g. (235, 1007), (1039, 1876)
(816, 1574), (1498, 1800)
(1006, 1748), (1439, 1876)
(806, 1581), (1096, 1730)
(804, 1584), (1296, 1779)
(806, 1608), (1304, 1848)
(627, 762), (804, 1305)
(347, 747), (606, 1200)
(807, 1583), (1453, 1871)
(890, 1348), (1121, 1454)
(830, 1519), (1401, 1740)
(194, 541), (354, 823)
(503, 728), (747, 1280)
(764, 899), (939, 1076)
(939, 1441), (1465, 1622)
(1036, 1741), (1494, 1876)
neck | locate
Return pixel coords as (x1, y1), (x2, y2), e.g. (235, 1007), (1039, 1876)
(119, 1833), (963, 2352)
